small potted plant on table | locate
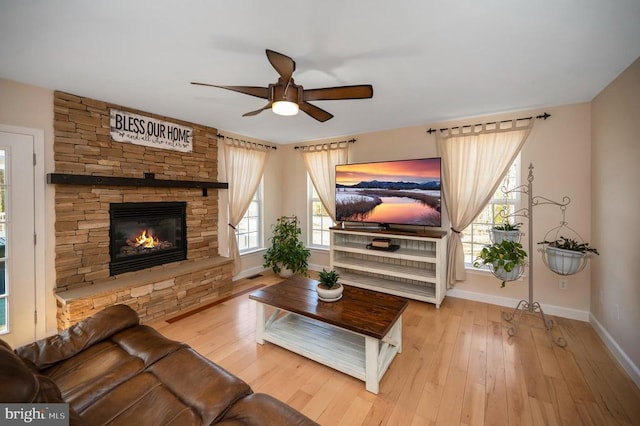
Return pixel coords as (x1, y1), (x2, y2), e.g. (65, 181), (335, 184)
(263, 215), (310, 277)
(538, 236), (599, 275)
(316, 269), (343, 302)
(473, 240), (528, 287)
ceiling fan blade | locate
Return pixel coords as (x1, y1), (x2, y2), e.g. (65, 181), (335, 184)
(190, 82), (269, 99)
(303, 85), (374, 101)
(299, 101), (334, 122)
(242, 102), (273, 117)
(265, 49), (296, 83)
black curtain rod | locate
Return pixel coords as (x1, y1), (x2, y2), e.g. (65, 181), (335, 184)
(294, 138), (357, 150)
(216, 133), (277, 150)
(426, 112), (550, 134)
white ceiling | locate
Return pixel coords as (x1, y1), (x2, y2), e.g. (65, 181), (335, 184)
(1, 1), (639, 144)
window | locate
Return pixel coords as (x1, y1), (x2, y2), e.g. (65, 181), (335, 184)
(462, 156), (520, 266)
(309, 177), (332, 248)
(236, 182), (262, 253)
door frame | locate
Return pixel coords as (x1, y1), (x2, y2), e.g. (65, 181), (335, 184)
(0, 124), (46, 341)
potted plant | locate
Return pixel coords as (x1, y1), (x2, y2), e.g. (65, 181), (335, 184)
(538, 236), (599, 275)
(491, 221), (522, 243)
(263, 215), (310, 277)
(473, 240), (528, 287)
(316, 269), (343, 301)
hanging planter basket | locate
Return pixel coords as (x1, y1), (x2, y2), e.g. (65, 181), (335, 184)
(540, 246), (590, 276)
(538, 218), (599, 276)
(491, 229), (521, 244)
(490, 262), (525, 285)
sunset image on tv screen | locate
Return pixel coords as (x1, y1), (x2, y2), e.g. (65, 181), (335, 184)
(335, 158), (441, 227)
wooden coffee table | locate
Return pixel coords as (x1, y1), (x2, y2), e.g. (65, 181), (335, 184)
(249, 276), (409, 394)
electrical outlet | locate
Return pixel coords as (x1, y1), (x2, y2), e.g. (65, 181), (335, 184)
(559, 279), (568, 290)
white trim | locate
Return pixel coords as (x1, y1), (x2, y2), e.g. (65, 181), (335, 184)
(0, 124), (47, 340)
(589, 313), (640, 388)
(307, 262), (325, 273)
(446, 287), (590, 321)
(232, 265), (266, 281)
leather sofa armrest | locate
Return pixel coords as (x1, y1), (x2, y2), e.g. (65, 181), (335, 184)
(218, 393), (319, 426)
(15, 304), (140, 370)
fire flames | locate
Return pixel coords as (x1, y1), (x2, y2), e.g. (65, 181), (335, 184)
(134, 230), (159, 248)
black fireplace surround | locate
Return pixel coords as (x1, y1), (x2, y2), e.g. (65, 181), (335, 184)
(109, 202), (187, 275)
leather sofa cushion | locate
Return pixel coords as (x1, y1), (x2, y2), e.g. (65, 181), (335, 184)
(0, 340), (64, 403)
(45, 340), (145, 413)
(218, 393), (320, 426)
(147, 347), (252, 424)
(79, 372), (203, 425)
(16, 304), (139, 370)
(111, 325), (184, 366)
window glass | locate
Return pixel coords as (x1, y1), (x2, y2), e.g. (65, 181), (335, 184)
(237, 182), (262, 253)
(462, 157), (520, 266)
(0, 149), (6, 332)
(309, 177), (332, 247)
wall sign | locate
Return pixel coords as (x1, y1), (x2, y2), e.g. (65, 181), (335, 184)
(109, 109), (193, 152)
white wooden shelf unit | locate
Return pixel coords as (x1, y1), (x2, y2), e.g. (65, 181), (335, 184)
(330, 228), (448, 308)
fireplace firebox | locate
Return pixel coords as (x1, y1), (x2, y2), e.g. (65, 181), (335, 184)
(109, 202), (187, 275)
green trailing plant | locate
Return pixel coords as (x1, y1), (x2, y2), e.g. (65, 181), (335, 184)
(538, 236), (599, 255)
(473, 240), (528, 287)
(318, 269), (340, 289)
(263, 215), (310, 276)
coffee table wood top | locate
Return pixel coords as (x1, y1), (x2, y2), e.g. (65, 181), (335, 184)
(249, 276), (409, 340)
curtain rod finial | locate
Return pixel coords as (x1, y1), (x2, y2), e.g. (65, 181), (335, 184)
(426, 128), (437, 134)
(536, 112), (551, 120)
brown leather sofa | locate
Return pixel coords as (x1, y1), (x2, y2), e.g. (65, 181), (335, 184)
(0, 304), (317, 425)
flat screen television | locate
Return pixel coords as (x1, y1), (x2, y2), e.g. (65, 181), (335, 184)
(335, 158), (442, 228)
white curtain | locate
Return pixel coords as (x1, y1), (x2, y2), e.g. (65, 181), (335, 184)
(436, 119), (534, 287)
(223, 138), (271, 275)
(299, 142), (349, 221)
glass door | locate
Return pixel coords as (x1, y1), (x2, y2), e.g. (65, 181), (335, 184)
(0, 149), (6, 334)
(0, 129), (38, 347)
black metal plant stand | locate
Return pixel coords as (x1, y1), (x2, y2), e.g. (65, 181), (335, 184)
(499, 163), (568, 347)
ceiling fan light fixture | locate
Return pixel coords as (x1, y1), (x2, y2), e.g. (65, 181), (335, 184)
(272, 101), (299, 116)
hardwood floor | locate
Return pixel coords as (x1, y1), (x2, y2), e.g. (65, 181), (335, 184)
(148, 273), (640, 425)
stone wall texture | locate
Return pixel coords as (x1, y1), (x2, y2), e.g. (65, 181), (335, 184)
(56, 259), (233, 329)
(52, 91), (231, 327)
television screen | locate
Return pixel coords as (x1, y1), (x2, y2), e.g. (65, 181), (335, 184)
(335, 158), (442, 227)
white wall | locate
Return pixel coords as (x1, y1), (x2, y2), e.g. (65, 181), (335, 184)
(591, 56), (640, 382)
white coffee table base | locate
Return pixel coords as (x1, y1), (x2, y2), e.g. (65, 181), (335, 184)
(255, 304), (402, 394)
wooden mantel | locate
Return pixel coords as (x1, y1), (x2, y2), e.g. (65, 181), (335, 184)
(47, 173), (228, 196)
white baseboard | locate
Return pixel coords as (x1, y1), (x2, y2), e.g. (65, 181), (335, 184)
(445, 288), (590, 321)
(233, 263), (324, 282)
(307, 263), (324, 273)
(589, 313), (640, 388)
(233, 265), (267, 281)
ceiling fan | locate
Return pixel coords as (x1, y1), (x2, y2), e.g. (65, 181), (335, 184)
(191, 49), (373, 122)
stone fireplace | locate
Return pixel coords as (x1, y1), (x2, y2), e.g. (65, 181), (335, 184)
(109, 201), (187, 275)
(51, 91), (233, 329)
